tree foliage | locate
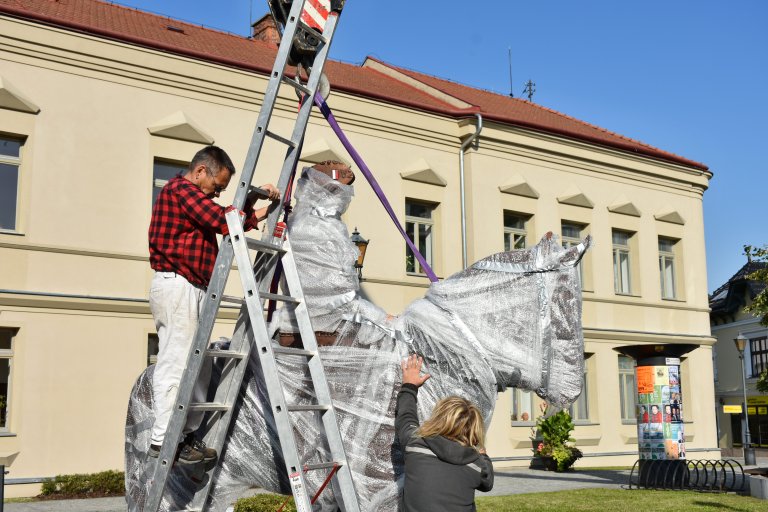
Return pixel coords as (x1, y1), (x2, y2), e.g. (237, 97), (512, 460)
(744, 245), (768, 326)
(743, 245), (768, 393)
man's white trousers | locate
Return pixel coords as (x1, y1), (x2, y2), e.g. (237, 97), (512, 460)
(149, 271), (212, 445)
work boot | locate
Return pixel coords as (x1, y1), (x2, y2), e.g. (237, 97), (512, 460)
(147, 442), (205, 465)
(185, 434), (218, 463)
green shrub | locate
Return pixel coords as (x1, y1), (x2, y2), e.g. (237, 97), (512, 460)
(39, 470), (124, 496)
(235, 493), (296, 512)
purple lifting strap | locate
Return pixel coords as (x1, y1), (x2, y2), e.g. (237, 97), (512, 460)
(315, 94), (439, 283)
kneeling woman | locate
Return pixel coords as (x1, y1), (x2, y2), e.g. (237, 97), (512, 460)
(396, 354), (494, 511)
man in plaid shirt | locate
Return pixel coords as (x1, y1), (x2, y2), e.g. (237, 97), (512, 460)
(147, 145), (279, 464)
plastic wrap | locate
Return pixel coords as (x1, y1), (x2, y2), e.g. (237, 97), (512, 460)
(125, 167), (590, 511)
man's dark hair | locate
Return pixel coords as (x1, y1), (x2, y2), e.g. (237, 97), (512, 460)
(190, 146), (236, 176)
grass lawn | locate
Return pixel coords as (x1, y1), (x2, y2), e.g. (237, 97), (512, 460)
(476, 488), (765, 511)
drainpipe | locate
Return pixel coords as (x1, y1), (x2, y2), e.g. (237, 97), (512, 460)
(459, 113), (483, 269)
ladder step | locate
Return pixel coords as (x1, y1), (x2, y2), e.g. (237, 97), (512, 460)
(265, 130), (298, 148)
(206, 348), (247, 359)
(304, 461), (344, 471)
(287, 404), (329, 412)
(220, 294), (245, 305)
(244, 237), (285, 253)
(281, 75), (311, 95)
(260, 291), (300, 304)
(188, 402), (230, 412)
(272, 346), (316, 357)
(297, 19), (328, 44)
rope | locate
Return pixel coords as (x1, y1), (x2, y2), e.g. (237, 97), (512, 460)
(315, 94), (439, 283)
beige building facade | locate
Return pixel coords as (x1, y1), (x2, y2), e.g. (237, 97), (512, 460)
(710, 261), (768, 451)
(0, 1), (718, 498)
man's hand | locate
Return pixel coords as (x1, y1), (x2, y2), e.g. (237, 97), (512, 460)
(260, 183), (280, 201)
(247, 184), (280, 205)
(401, 354), (431, 388)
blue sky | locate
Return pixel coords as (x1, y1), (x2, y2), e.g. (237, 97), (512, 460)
(117, 0), (767, 291)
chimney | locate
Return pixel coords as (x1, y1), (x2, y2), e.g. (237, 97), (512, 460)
(251, 14), (280, 45)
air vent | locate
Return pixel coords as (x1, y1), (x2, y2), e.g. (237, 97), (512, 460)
(166, 25), (185, 34)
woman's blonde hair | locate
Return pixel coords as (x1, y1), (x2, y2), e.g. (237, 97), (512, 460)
(416, 396), (485, 449)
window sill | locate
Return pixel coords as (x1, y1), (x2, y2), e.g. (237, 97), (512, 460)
(405, 272), (440, 279)
(0, 230), (24, 236)
(661, 297), (686, 303)
(0, 432), (17, 437)
(573, 421), (599, 426)
(621, 420), (638, 425)
(614, 292), (641, 298)
(510, 421), (536, 427)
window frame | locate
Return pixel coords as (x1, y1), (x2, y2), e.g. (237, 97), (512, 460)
(612, 229), (633, 295)
(569, 354), (592, 423)
(618, 355), (637, 423)
(503, 211), (529, 251)
(750, 336), (768, 378)
(561, 222), (585, 283)
(152, 158), (188, 208)
(511, 389), (535, 424)
(0, 134), (25, 234)
(658, 237), (677, 300)
(0, 328), (17, 433)
(405, 199), (436, 276)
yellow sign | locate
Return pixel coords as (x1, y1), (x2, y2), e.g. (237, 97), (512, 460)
(723, 405), (742, 414)
(748, 407), (757, 415)
(748, 396), (768, 405)
(759, 407), (768, 415)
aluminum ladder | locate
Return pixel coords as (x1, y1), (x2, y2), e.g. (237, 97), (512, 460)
(143, 1), (359, 510)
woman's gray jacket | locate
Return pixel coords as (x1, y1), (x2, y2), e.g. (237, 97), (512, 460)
(395, 384), (494, 511)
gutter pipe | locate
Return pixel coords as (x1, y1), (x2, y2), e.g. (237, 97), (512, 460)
(459, 113), (483, 269)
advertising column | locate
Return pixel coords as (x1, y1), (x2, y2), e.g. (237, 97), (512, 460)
(636, 359), (685, 461)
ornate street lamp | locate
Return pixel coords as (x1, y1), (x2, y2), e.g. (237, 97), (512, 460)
(350, 227), (369, 280)
(734, 333), (757, 465)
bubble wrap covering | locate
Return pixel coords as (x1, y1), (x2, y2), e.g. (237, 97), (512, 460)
(125, 167), (590, 511)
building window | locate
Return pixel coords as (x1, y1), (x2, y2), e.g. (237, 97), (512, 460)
(511, 389), (534, 423)
(405, 200), (435, 275)
(148, 334), (159, 366)
(562, 222), (585, 283)
(0, 136), (24, 231)
(750, 336), (768, 377)
(569, 356), (590, 422)
(153, 159), (187, 207)
(618, 356), (636, 421)
(659, 237), (677, 299)
(0, 329), (15, 430)
(503, 211), (529, 251)
(612, 230), (633, 294)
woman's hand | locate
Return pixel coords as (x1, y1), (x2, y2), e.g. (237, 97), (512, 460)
(401, 354), (431, 387)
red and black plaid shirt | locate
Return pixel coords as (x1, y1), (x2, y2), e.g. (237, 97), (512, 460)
(149, 176), (259, 288)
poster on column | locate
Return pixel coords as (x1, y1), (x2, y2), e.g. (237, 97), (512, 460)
(636, 363), (684, 460)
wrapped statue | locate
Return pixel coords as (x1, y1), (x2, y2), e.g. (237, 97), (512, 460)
(125, 163), (590, 511)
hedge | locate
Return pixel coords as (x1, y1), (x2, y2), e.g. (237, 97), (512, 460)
(234, 493), (296, 512)
(39, 470), (124, 497)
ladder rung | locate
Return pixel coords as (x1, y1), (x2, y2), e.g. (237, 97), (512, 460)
(297, 19), (328, 44)
(220, 294), (245, 305)
(265, 129), (297, 148)
(272, 346), (316, 357)
(304, 461), (343, 471)
(281, 75), (311, 95)
(260, 291), (299, 304)
(287, 404), (329, 412)
(206, 349), (247, 359)
(244, 237), (285, 253)
(188, 402), (230, 412)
